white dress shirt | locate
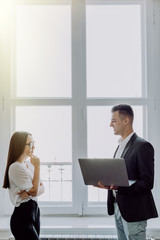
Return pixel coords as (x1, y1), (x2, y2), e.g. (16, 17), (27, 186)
(113, 132), (135, 196)
(115, 132), (135, 159)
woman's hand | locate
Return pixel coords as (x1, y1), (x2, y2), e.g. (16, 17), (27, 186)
(17, 190), (30, 200)
(30, 156), (40, 168)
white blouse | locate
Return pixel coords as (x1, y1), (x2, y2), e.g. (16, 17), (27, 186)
(8, 160), (38, 207)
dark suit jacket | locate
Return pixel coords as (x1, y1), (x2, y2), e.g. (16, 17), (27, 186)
(107, 133), (158, 222)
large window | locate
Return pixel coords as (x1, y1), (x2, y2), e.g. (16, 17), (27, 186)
(2, 0), (151, 215)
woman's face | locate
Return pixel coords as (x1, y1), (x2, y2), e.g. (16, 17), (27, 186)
(24, 135), (35, 157)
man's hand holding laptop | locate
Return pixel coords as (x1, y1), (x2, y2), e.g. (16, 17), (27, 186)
(94, 181), (119, 190)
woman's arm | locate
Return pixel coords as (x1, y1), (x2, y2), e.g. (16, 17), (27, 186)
(17, 156), (45, 199)
(27, 156), (40, 196)
(18, 182), (45, 199)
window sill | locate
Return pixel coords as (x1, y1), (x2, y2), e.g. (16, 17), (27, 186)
(0, 215), (160, 238)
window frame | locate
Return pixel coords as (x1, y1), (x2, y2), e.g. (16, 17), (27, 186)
(1, 0), (159, 216)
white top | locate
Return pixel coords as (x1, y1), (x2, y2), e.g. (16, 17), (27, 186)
(115, 132), (135, 159)
(8, 160), (38, 207)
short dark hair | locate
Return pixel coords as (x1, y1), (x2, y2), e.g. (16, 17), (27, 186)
(111, 104), (134, 123)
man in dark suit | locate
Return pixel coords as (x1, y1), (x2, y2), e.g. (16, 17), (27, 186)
(97, 104), (158, 240)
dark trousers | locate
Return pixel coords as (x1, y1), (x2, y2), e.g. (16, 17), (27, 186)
(10, 199), (40, 240)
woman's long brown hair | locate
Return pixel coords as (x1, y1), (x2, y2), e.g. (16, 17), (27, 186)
(3, 131), (31, 189)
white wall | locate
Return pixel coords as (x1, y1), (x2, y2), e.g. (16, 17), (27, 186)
(0, 0), (12, 216)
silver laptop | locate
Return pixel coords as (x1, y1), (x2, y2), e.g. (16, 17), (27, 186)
(78, 158), (129, 187)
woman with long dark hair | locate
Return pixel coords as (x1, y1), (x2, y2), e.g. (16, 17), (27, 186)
(3, 131), (44, 240)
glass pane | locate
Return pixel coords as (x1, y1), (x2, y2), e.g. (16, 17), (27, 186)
(15, 106), (72, 201)
(88, 186), (107, 202)
(86, 5), (142, 97)
(87, 106), (143, 202)
(39, 164), (72, 201)
(16, 4), (71, 97)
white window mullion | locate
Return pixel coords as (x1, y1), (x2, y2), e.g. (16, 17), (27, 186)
(141, 1), (147, 98)
(72, 0), (88, 215)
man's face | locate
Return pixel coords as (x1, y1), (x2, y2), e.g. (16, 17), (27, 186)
(110, 111), (126, 136)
